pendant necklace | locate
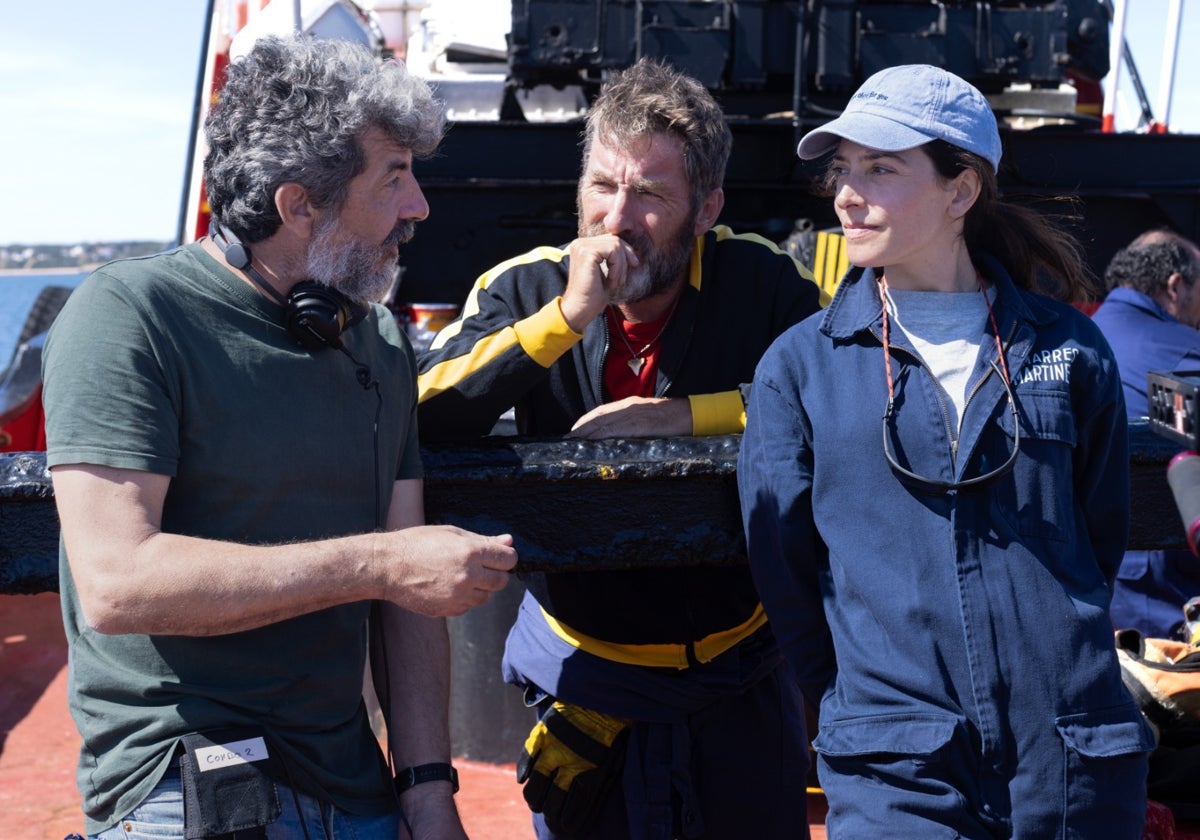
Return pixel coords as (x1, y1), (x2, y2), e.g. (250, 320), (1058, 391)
(611, 296), (680, 376)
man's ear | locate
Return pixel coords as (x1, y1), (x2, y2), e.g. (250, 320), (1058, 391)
(693, 187), (725, 236)
(275, 183), (315, 239)
(1166, 271), (1188, 301)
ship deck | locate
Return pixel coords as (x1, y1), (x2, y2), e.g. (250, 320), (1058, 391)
(1, 593), (830, 839)
(6, 592), (1200, 840)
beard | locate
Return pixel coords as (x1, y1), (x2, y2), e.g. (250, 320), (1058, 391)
(305, 215), (416, 304)
(578, 210), (698, 305)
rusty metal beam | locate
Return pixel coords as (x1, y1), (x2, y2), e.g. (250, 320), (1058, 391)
(0, 451), (60, 594)
(0, 422), (1188, 594)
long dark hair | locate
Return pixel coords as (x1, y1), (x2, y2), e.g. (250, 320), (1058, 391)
(922, 140), (1096, 302)
(816, 139), (1096, 302)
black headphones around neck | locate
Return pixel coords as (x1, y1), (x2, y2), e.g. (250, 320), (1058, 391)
(210, 221), (365, 352)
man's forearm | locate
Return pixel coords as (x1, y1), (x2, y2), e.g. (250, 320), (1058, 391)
(418, 301), (579, 440)
(68, 528), (382, 636)
(374, 602), (465, 835)
(377, 602), (453, 768)
(54, 469), (516, 636)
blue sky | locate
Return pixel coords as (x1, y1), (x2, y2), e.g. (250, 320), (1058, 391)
(0, 0), (211, 245)
(0, 0), (1195, 246)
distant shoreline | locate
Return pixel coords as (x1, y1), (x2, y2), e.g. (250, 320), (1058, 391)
(0, 266), (98, 277)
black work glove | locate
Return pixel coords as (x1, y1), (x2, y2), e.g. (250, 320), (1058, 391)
(1116, 628), (1200, 740)
(516, 699), (631, 835)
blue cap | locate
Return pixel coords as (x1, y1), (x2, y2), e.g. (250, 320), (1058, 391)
(797, 64), (1002, 172)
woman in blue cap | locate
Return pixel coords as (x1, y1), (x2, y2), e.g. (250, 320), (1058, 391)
(738, 64), (1155, 837)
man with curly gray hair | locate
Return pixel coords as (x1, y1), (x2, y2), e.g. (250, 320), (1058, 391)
(1094, 229), (1200, 641)
(42, 34), (517, 840)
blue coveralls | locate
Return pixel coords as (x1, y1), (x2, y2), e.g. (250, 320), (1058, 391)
(1092, 285), (1200, 638)
(739, 255), (1155, 838)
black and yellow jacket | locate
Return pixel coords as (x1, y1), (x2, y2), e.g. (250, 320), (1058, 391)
(417, 225), (822, 652)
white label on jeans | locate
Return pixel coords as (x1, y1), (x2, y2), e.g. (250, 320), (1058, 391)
(195, 737), (269, 772)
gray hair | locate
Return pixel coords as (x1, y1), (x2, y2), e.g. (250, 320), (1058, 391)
(1105, 236), (1200, 297)
(204, 34), (445, 242)
(581, 58), (731, 207)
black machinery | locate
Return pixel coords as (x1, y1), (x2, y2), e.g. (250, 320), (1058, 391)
(395, 0), (1199, 309)
(506, 0), (1110, 115)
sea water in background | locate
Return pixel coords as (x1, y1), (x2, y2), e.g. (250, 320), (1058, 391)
(0, 272), (86, 364)
(0, 270), (463, 359)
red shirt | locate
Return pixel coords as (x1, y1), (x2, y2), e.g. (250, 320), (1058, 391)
(604, 305), (673, 400)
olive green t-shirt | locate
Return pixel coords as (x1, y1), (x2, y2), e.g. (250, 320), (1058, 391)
(42, 243), (422, 833)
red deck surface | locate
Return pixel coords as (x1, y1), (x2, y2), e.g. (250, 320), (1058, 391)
(0, 593), (535, 840)
(0, 593), (828, 839)
(12, 591), (1200, 840)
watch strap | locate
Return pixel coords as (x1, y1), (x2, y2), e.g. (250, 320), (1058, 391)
(394, 762), (459, 795)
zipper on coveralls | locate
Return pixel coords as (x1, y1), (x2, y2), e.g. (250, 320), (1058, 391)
(958, 319), (1019, 460)
(871, 315), (1019, 469)
(869, 327), (958, 465)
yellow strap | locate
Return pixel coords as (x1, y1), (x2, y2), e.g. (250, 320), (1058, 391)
(815, 230), (848, 301)
(540, 603), (768, 670)
(814, 230), (830, 285)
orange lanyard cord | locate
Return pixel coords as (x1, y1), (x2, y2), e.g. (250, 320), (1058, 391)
(878, 271), (1011, 407)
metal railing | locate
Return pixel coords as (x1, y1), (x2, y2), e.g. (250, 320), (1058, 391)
(0, 421), (1187, 594)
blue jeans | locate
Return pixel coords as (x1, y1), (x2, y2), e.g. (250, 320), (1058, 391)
(91, 769), (400, 839)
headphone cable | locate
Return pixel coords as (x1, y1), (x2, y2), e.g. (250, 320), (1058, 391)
(345, 343), (415, 835)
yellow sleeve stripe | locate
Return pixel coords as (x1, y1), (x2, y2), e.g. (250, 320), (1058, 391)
(689, 390), (747, 435)
(418, 326), (520, 401)
(427, 245), (567, 351)
(418, 298), (582, 401)
(514, 298), (582, 367)
(711, 225), (831, 307)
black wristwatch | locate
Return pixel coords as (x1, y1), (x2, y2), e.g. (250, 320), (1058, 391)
(394, 762), (459, 795)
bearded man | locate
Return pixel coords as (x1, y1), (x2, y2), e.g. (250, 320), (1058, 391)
(41, 34), (517, 840)
(417, 59), (823, 840)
